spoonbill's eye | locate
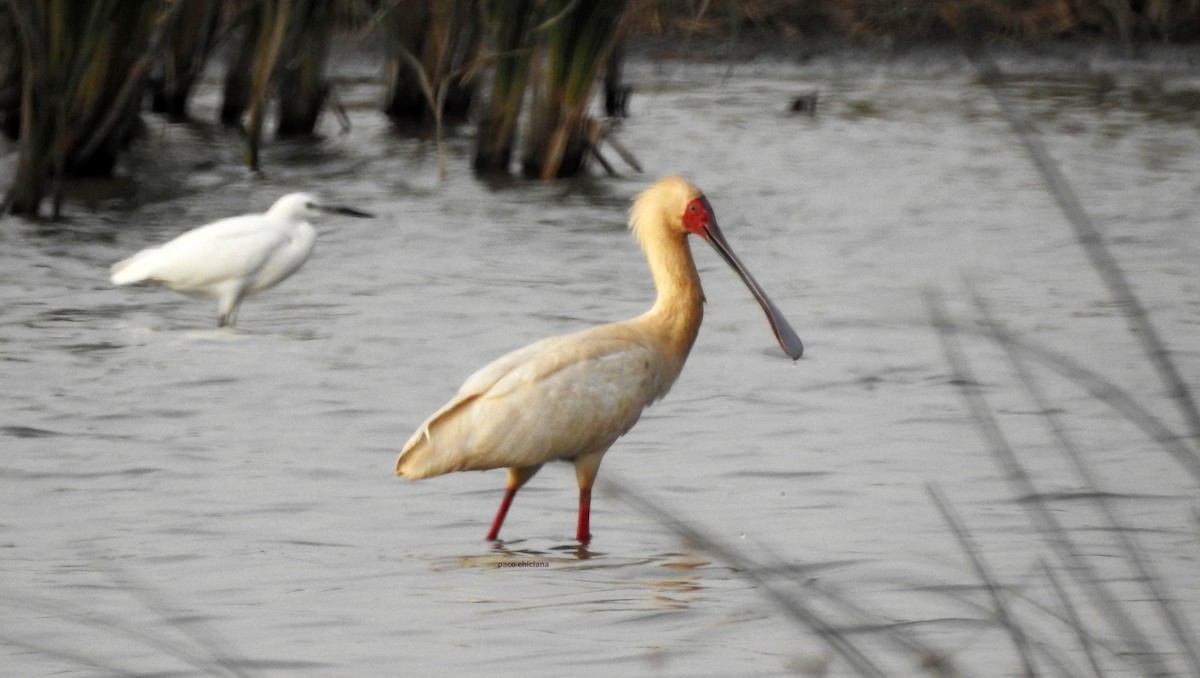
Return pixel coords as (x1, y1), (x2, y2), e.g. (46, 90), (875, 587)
(682, 197), (711, 234)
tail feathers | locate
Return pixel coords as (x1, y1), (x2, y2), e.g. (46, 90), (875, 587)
(396, 396), (504, 479)
(396, 395), (473, 479)
(396, 428), (435, 478)
(397, 426), (471, 480)
(396, 419), (526, 481)
(110, 249), (160, 285)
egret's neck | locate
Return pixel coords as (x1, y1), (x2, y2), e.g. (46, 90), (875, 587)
(294, 220), (317, 241)
(637, 228), (705, 365)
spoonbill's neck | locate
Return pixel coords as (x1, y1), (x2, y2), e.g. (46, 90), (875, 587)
(637, 225), (705, 364)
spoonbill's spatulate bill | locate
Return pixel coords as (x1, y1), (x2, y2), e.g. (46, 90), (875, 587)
(110, 192), (374, 327)
(395, 176), (802, 544)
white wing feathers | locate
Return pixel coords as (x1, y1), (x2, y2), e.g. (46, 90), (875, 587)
(109, 215), (285, 294)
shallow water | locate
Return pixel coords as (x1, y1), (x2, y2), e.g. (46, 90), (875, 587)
(2, 53), (1199, 676)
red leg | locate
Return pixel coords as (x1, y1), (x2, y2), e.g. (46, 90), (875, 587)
(486, 487), (517, 541)
(576, 485), (592, 544)
(486, 466), (542, 541)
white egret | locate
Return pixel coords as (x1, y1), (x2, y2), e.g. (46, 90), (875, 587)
(110, 193), (374, 327)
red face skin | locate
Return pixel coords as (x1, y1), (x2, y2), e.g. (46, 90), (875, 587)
(682, 196), (716, 237)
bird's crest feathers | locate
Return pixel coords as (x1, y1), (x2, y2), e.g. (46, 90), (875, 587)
(628, 176), (703, 247)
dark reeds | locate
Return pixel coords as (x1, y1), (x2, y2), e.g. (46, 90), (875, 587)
(1, 7), (20, 139)
(220, 2), (264, 127)
(241, 0), (291, 171)
(8, 1), (1200, 216)
(150, 0), (220, 118)
(633, 1), (1200, 44)
(382, 0), (430, 124)
(275, 0), (336, 137)
(520, 0), (629, 179)
(218, 0), (340, 165)
(473, 0), (537, 174)
(3, 0), (157, 218)
(602, 37), (629, 118)
(472, 0), (638, 177)
(383, 0), (480, 129)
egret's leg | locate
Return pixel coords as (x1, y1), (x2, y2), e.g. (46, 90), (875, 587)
(216, 283), (248, 328)
(486, 465), (541, 541)
(217, 299), (237, 327)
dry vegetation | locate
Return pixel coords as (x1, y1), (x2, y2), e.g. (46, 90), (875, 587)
(630, 0), (1200, 43)
(4, 0), (1200, 219)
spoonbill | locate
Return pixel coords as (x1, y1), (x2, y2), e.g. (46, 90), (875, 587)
(396, 176), (803, 544)
(110, 193), (374, 327)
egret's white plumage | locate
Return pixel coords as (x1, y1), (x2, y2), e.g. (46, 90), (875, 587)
(396, 176), (803, 544)
(110, 192), (373, 326)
